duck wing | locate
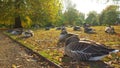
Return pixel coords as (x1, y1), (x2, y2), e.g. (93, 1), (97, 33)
(65, 41), (117, 61)
(82, 41), (119, 54)
(65, 47), (106, 61)
(66, 41), (108, 54)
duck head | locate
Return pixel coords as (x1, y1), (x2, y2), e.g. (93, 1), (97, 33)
(65, 35), (80, 46)
(60, 30), (68, 35)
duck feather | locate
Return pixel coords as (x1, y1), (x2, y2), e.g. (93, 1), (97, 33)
(65, 40), (119, 61)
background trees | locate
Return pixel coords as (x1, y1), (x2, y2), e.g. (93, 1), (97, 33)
(0, 0), (120, 28)
(85, 5), (119, 26)
(62, 0), (120, 26)
(0, 0), (62, 28)
(85, 11), (99, 26)
(62, 0), (85, 26)
(75, 12), (85, 26)
(64, 7), (84, 26)
(99, 5), (119, 25)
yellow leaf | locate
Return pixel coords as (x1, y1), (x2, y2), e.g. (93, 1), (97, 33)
(107, 55), (113, 59)
(12, 64), (17, 68)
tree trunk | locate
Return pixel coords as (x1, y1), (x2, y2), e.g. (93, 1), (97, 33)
(14, 16), (23, 28)
(13, 16), (23, 28)
(13, 0), (23, 28)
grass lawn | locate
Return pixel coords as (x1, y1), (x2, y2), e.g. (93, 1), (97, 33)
(7, 26), (120, 68)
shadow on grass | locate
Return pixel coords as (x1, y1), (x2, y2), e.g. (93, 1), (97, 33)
(61, 56), (113, 68)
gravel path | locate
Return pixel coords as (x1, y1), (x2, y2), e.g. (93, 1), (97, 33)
(0, 32), (47, 68)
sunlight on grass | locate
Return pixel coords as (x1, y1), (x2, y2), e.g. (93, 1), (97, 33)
(5, 26), (120, 67)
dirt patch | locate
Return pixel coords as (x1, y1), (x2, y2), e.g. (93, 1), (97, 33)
(0, 32), (54, 68)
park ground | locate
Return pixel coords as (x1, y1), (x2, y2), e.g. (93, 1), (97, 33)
(0, 31), (55, 68)
(0, 26), (120, 68)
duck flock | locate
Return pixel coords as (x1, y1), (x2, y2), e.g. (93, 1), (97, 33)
(57, 25), (119, 62)
(7, 25), (119, 62)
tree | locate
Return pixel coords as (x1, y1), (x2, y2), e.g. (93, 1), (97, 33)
(54, 12), (65, 26)
(75, 12), (85, 26)
(63, 0), (85, 26)
(85, 11), (99, 26)
(0, 0), (62, 28)
(99, 5), (119, 25)
(30, 0), (62, 27)
(64, 7), (80, 25)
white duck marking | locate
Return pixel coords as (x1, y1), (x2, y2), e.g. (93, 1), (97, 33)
(110, 50), (119, 53)
(89, 55), (107, 61)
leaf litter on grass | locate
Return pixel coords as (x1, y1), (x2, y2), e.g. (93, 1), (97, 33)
(9, 26), (120, 68)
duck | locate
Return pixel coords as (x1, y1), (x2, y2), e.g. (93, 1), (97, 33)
(105, 25), (116, 34)
(58, 30), (68, 44)
(64, 36), (119, 61)
(57, 30), (78, 46)
(22, 30), (34, 38)
(73, 26), (81, 31)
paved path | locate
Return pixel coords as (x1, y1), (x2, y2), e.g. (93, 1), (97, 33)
(0, 32), (41, 68)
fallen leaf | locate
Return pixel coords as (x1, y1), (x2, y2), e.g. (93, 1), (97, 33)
(12, 64), (17, 68)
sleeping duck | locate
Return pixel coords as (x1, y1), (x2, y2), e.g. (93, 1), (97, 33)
(105, 26), (116, 34)
(22, 30), (34, 38)
(64, 36), (119, 61)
